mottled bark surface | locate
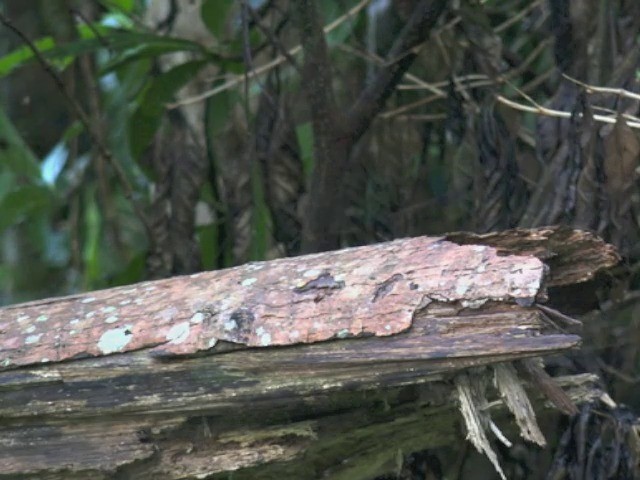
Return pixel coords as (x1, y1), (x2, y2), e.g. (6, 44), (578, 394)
(0, 228), (619, 479)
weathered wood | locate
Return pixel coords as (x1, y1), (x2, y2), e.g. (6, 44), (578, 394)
(0, 229), (619, 479)
(446, 226), (620, 287)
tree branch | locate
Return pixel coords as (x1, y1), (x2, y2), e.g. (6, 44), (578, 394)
(345, 0), (448, 144)
(293, 0), (348, 252)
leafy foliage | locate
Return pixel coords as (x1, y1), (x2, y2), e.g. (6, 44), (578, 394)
(2, 0), (640, 477)
(0, 0), (638, 296)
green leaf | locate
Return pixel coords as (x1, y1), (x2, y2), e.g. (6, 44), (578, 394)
(295, 122), (314, 179)
(0, 106), (41, 179)
(83, 189), (102, 287)
(198, 223), (218, 270)
(100, 33), (208, 72)
(129, 60), (208, 159)
(0, 185), (53, 233)
(0, 24), (113, 78)
(0, 37), (54, 77)
(206, 86), (238, 135)
(201, 0), (234, 38)
(250, 160), (270, 261)
(0, 26), (207, 79)
(100, 0), (135, 13)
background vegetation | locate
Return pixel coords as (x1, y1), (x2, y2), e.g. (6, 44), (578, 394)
(1, 0), (640, 478)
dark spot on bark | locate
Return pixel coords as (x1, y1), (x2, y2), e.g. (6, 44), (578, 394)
(229, 308), (255, 336)
(137, 429), (151, 443)
(0, 138), (8, 150)
(372, 273), (403, 302)
(410, 282), (419, 290)
(293, 272), (345, 294)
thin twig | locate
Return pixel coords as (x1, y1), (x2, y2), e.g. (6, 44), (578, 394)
(169, 0), (372, 108)
(247, 4), (300, 73)
(562, 73), (640, 103)
(494, 0), (543, 33)
(520, 66), (553, 93)
(0, 11), (152, 237)
(396, 73), (488, 90)
(502, 38), (552, 80)
(337, 43), (446, 96)
(240, 0), (252, 104)
(388, 113), (447, 121)
(380, 93), (442, 118)
(496, 94), (640, 129)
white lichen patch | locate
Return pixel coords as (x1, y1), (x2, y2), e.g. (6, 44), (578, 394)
(105, 315), (119, 324)
(134, 298), (143, 305)
(246, 262), (265, 271)
(122, 288), (137, 294)
(455, 278), (471, 296)
(241, 277), (257, 286)
(69, 330), (77, 335)
(70, 319), (80, 325)
(208, 337), (218, 348)
(190, 312), (205, 324)
(80, 297), (96, 304)
(102, 306), (117, 313)
(224, 319), (238, 331)
(25, 334), (42, 344)
(41, 358), (49, 363)
(476, 264), (486, 273)
(336, 328), (349, 338)
(86, 311), (96, 318)
(166, 322), (190, 344)
(36, 315), (48, 322)
(145, 286), (156, 292)
(302, 269), (322, 278)
(2, 358), (12, 367)
(119, 299), (132, 306)
(16, 315), (29, 323)
(24, 325), (36, 334)
(461, 298), (488, 309)
(526, 279), (542, 295)
(472, 245), (487, 252)
(256, 327), (272, 346)
(337, 329), (350, 339)
(98, 326), (133, 354)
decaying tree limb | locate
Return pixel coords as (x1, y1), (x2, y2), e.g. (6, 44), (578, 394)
(0, 227), (619, 479)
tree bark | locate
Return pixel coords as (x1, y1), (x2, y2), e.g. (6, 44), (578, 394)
(0, 227), (619, 479)
(295, 0), (448, 253)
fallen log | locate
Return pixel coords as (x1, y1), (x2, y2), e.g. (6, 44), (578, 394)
(0, 227), (619, 479)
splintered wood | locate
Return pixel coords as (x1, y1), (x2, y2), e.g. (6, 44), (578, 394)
(0, 227), (619, 480)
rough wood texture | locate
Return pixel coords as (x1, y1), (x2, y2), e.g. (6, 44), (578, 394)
(0, 228), (619, 479)
(446, 226), (620, 287)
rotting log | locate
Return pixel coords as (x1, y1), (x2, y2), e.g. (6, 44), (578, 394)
(0, 227), (619, 479)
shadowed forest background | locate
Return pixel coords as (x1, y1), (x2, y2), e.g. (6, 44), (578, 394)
(1, 0), (640, 478)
